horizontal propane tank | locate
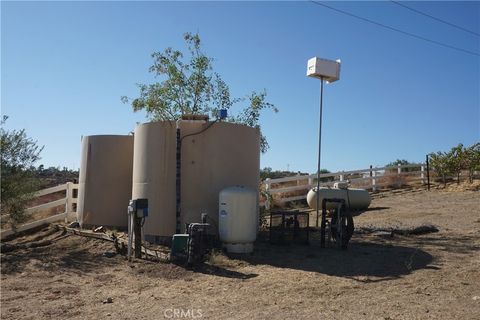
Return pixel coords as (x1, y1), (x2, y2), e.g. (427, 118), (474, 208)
(307, 185), (371, 211)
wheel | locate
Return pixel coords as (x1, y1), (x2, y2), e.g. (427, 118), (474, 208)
(330, 211), (354, 249)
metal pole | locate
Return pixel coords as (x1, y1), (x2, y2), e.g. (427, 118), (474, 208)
(315, 78), (324, 228)
(134, 215), (142, 259)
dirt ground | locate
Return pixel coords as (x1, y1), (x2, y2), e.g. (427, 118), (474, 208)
(1, 188), (479, 319)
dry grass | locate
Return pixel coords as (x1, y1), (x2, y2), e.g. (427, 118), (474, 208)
(441, 179), (480, 192)
(1, 189), (480, 319)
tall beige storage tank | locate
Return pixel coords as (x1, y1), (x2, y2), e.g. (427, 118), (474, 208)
(132, 121), (260, 242)
(131, 122), (177, 240)
(77, 135), (134, 228)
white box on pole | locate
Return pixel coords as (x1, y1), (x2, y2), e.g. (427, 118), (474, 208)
(306, 57), (341, 83)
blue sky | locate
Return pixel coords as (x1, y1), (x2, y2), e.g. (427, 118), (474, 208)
(2, 1), (479, 173)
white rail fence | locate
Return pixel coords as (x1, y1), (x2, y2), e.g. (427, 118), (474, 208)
(262, 164), (427, 209)
(1, 182), (78, 239)
(0, 164), (437, 238)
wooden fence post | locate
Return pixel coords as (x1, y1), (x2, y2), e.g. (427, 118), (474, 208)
(426, 154), (430, 191)
(265, 178), (271, 210)
(65, 182), (72, 223)
(397, 164), (402, 188)
(421, 165), (425, 185)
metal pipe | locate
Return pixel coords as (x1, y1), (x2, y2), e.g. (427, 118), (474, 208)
(315, 78), (324, 228)
(134, 214), (142, 258)
(141, 219), (145, 259)
(127, 208), (133, 261)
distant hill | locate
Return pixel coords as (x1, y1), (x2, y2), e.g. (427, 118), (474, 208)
(260, 167), (315, 181)
(34, 165), (79, 189)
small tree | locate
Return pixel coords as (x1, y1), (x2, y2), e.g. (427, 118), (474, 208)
(429, 152), (450, 187)
(122, 32), (278, 153)
(428, 142), (480, 186)
(1, 116), (43, 228)
(464, 143), (480, 183)
(385, 159), (420, 173)
(448, 143), (465, 184)
(260, 167), (273, 181)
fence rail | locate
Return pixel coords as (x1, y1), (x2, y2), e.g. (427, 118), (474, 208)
(2, 165), (475, 238)
(262, 163), (428, 209)
(1, 182), (78, 240)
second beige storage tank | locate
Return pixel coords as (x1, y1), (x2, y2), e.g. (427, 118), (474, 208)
(132, 121), (260, 242)
(77, 135), (133, 228)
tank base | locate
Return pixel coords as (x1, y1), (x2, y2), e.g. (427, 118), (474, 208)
(223, 243), (253, 254)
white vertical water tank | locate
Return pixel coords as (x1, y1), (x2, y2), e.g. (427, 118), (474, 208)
(219, 186), (257, 253)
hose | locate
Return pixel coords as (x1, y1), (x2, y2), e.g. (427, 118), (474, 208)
(180, 119), (218, 142)
(175, 119), (219, 234)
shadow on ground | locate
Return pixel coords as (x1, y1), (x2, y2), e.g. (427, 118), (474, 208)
(234, 233), (436, 283)
(4, 228), (474, 283)
(365, 206), (391, 212)
(193, 264), (258, 280)
(400, 234), (479, 255)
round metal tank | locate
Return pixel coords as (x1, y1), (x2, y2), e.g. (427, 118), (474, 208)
(306, 187), (371, 211)
(77, 135), (133, 228)
(132, 121), (260, 242)
(219, 186), (257, 253)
